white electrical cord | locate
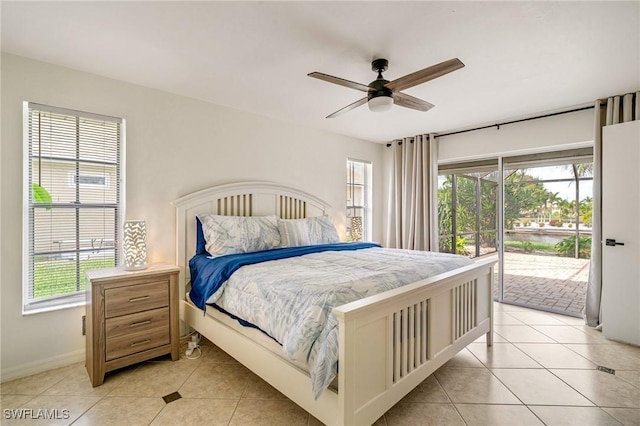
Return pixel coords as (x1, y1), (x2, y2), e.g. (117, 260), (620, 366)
(184, 333), (202, 359)
(185, 344), (202, 359)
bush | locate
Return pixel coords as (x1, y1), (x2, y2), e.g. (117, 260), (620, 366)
(555, 236), (591, 259)
(456, 237), (471, 256)
(439, 236), (470, 256)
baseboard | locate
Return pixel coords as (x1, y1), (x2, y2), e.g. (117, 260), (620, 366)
(0, 349), (85, 383)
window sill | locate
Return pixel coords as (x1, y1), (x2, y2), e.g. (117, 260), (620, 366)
(22, 294), (86, 315)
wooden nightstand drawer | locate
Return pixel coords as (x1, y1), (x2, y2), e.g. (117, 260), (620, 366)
(105, 307), (170, 340)
(106, 324), (170, 361)
(104, 280), (168, 318)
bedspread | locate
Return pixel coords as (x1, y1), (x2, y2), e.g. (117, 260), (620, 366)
(190, 244), (473, 398)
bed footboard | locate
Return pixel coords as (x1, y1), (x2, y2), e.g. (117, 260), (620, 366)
(333, 257), (496, 426)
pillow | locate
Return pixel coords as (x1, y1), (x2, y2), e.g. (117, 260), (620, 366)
(195, 216), (209, 255)
(198, 214), (281, 256)
(278, 215), (340, 247)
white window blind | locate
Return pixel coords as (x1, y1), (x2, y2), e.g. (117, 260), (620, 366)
(23, 102), (124, 313)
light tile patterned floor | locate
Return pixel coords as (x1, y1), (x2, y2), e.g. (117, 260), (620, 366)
(1, 303), (639, 425)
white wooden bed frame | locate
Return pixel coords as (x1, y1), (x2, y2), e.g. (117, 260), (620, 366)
(173, 181), (496, 426)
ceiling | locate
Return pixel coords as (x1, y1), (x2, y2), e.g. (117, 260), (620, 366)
(2, 1), (639, 143)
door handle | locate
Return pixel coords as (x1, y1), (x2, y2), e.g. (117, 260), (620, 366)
(606, 238), (625, 247)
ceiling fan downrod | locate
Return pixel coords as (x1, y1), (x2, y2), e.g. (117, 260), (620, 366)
(368, 58), (392, 101)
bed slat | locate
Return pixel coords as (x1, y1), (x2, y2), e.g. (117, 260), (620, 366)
(216, 194), (253, 216)
(453, 279), (477, 341)
(392, 298), (430, 383)
(279, 195), (306, 219)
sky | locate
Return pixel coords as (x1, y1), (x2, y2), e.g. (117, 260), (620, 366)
(438, 164), (594, 202)
(525, 165), (593, 202)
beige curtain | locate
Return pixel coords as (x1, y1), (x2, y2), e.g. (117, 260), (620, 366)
(384, 133), (438, 250)
(585, 91), (640, 327)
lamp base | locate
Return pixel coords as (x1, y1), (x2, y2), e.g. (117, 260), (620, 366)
(124, 263), (148, 271)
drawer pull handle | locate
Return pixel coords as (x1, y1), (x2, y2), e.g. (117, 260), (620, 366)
(130, 320), (151, 328)
(129, 295), (150, 303)
(130, 339), (151, 347)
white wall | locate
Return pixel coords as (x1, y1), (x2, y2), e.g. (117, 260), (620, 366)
(438, 108), (594, 163)
(0, 53), (384, 380)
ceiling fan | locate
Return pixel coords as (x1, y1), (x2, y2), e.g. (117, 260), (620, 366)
(308, 58), (464, 118)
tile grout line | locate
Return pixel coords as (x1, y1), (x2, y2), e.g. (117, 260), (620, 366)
(485, 320), (590, 426)
(149, 353), (203, 425)
(497, 310), (633, 420)
(431, 371), (470, 426)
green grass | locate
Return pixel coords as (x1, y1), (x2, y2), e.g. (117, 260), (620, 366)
(504, 240), (556, 253)
(34, 257), (115, 298)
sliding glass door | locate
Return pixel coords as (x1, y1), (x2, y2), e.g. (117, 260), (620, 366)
(501, 151), (593, 316)
(438, 148), (593, 317)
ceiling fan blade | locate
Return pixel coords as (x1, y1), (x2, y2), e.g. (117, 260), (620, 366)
(393, 92), (435, 112)
(385, 58), (465, 92)
(308, 72), (370, 92)
(326, 97), (368, 118)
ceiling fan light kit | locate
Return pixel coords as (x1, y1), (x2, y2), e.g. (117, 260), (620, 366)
(368, 95), (393, 112)
(308, 57), (465, 118)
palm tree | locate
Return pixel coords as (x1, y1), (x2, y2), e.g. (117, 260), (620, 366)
(546, 192), (562, 222)
(580, 197), (593, 227)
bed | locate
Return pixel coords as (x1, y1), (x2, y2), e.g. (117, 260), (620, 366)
(173, 181), (496, 426)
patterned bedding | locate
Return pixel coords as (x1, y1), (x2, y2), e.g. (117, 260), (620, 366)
(189, 243), (473, 398)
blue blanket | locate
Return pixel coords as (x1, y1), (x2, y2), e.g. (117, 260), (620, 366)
(188, 242), (381, 311)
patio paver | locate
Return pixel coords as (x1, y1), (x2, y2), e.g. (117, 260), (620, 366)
(497, 252), (589, 316)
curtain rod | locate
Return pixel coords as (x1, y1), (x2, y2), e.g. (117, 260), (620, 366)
(385, 104), (595, 147)
(437, 105), (595, 138)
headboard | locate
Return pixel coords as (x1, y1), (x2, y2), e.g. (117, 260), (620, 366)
(171, 181), (334, 299)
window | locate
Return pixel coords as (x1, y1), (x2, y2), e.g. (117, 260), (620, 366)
(68, 173), (109, 188)
(346, 159), (372, 241)
(23, 102), (124, 314)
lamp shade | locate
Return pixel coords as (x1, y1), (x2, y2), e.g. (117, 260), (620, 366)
(350, 216), (363, 242)
(368, 95), (393, 112)
(123, 220), (147, 270)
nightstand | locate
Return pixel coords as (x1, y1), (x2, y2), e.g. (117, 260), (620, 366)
(85, 263), (180, 387)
